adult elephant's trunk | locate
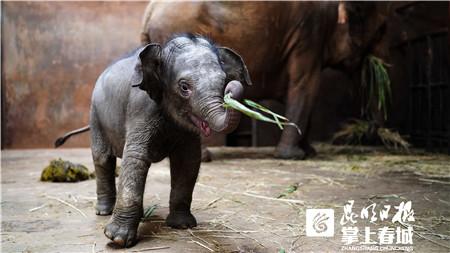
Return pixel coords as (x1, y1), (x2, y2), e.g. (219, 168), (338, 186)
(205, 80), (244, 134)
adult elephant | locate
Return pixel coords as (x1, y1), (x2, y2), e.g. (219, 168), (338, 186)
(141, 1), (390, 159)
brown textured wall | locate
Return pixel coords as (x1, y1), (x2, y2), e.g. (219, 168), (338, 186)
(1, 1), (147, 148)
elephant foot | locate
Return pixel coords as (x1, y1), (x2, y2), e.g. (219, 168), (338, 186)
(166, 211), (197, 229)
(301, 142), (317, 158)
(104, 211), (140, 247)
(96, 198), (115, 216)
(201, 148), (212, 162)
(274, 145), (306, 160)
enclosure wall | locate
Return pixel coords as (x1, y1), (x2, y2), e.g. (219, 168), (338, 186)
(1, 1), (147, 148)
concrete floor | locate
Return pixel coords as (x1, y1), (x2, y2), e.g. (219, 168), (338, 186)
(1, 145), (450, 253)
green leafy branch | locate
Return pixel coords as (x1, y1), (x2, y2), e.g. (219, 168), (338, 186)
(223, 94), (302, 135)
(361, 55), (392, 120)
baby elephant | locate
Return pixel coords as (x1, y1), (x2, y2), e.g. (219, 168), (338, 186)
(56, 34), (251, 247)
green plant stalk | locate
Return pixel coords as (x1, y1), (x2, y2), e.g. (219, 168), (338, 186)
(244, 99), (288, 120)
(142, 204), (158, 221)
(361, 55), (391, 120)
(244, 99), (289, 129)
(277, 183), (299, 198)
(223, 94), (302, 135)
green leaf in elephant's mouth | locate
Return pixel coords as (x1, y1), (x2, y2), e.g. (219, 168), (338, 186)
(223, 94), (302, 136)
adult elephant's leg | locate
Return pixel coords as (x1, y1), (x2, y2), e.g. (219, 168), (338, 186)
(167, 135), (201, 228)
(275, 49), (321, 159)
(104, 149), (150, 247)
(298, 112), (317, 158)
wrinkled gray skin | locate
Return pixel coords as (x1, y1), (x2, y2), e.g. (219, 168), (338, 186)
(91, 35), (250, 247)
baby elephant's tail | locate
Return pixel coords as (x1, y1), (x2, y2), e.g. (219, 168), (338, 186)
(54, 125), (90, 148)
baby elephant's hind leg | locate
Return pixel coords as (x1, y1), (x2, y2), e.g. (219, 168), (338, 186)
(93, 153), (117, 215)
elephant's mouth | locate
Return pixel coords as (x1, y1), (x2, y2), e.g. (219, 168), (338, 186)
(189, 114), (211, 137)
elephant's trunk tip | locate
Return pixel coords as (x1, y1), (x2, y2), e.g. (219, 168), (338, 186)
(207, 80), (244, 134)
(224, 80), (244, 101)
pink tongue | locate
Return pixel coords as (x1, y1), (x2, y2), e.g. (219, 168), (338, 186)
(190, 115), (211, 137)
(201, 121), (211, 137)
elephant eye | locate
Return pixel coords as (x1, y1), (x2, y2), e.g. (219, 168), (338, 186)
(181, 83), (189, 91)
(178, 80), (191, 96)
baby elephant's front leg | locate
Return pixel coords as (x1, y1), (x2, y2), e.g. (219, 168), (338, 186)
(166, 138), (201, 229)
(104, 156), (150, 247)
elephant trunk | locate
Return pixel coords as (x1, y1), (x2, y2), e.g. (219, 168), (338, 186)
(203, 80), (244, 134)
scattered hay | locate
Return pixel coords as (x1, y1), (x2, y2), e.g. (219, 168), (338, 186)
(40, 158), (93, 182)
(377, 127), (410, 151)
(196, 183), (305, 205)
(332, 55), (410, 152)
(28, 203), (47, 212)
(142, 204), (158, 221)
(350, 165), (365, 172)
(45, 194), (87, 217)
(346, 154), (368, 161)
(332, 119), (370, 145)
(400, 223), (450, 250)
(332, 119), (410, 152)
(368, 194), (404, 200)
(129, 246), (170, 252)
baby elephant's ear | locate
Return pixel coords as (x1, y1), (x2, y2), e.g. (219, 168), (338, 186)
(217, 47), (252, 86)
(131, 43), (163, 102)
